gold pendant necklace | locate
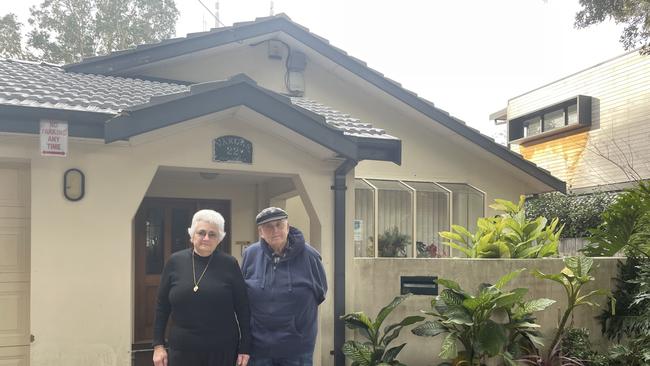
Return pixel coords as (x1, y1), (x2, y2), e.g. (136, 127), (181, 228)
(192, 251), (213, 293)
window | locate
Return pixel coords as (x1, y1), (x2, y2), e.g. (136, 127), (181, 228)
(354, 179), (375, 257)
(354, 179), (483, 258)
(439, 183), (485, 233)
(367, 179), (413, 258)
(567, 104), (578, 125)
(523, 107), (571, 138)
(524, 117), (542, 137)
(543, 109), (565, 131)
(403, 181), (450, 258)
(508, 95), (591, 142)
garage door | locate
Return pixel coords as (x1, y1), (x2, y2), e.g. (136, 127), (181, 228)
(0, 163), (30, 366)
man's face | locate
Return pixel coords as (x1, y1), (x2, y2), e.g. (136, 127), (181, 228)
(258, 219), (289, 251)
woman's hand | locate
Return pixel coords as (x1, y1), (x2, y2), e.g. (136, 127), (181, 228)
(152, 345), (168, 366)
(237, 353), (250, 366)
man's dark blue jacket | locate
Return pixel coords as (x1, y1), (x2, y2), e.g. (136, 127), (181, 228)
(241, 226), (327, 358)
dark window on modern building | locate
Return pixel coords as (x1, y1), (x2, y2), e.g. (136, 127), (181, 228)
(509, 95), (591, 143)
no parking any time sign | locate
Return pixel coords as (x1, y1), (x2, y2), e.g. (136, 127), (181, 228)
(40, 120), (68, 157)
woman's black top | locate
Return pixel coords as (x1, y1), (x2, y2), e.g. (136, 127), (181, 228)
(153, 248), (251, 353)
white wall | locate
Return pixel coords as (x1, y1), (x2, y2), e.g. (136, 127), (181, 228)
(1, 107), (338, 366)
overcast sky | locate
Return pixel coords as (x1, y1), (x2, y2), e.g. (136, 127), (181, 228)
(1, 0), (628, 138)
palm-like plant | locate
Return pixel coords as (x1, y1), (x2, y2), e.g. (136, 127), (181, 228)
(440, 196), (562, 258)
(341, 294), (424, 366)
(530, 256), (612, 364)
(412, 269), (555, 366)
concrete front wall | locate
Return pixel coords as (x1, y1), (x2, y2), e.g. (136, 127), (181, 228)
(350, 258), (619, 366)
(507, 51), (650, 190)
(0, 110), (338, 365)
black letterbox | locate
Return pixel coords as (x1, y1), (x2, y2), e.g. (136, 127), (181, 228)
(400, 276), (438, 296)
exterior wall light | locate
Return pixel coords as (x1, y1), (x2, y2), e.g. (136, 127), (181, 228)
(64, 168), (85, 201)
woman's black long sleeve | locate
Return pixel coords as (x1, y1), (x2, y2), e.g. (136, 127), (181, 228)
(152, 248), (251, 353)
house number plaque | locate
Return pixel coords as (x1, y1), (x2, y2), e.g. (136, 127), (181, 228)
(213, 135), (253, 164)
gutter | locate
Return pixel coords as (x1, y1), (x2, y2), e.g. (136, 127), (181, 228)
(332, 158), (357, 366)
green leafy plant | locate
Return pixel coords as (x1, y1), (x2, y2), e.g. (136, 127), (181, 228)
(605, 260), (650, 366)
(525, 191), (618, 239)
(597, 257), (647, 341)
(377, 227), (411, 257)
(440, 196), (563, 258)
(560, 328), (609, 366)
(530, 256), (612, 363)
(605, 339), (650, 366)
(411, 269), (555, 366)
(341, 294), (424, 366)
(580, 182), (650, 258)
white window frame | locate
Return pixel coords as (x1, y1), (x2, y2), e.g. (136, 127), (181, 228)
(355, 178), (484, 258)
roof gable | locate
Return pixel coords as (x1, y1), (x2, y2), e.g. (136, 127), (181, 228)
(63, 14), (565, 193)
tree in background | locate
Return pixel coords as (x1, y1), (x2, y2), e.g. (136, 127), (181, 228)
(0, 14), (25, 59)
(575, 0), (650, 55)
(0, 0), (179, 64)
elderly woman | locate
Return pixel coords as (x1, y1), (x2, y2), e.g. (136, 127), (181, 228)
(153, 209), (251, 366)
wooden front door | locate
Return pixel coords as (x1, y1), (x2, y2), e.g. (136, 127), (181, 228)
(132, 197), (230, 363)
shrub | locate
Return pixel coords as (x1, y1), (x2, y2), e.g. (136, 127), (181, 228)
(440, 196), (562, 258)
(560, 328), (609, 366)
(597, 257), (647, 341)
(341, 294), (424, 366)
(411, 269), (554, 366)
(580, 182), (650, 258)
(525, 191), (618, 238)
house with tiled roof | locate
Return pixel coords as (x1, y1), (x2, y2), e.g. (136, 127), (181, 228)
(0, 14), (566, 366)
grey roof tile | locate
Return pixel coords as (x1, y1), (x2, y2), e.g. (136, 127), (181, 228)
(290, 97), (398, 140)
(0, 59), (188, 114)
(0, 59), (393, 141)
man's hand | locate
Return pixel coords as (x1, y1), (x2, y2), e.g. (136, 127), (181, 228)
(152, 345), (168, 366)
(237, 353), (250, 366)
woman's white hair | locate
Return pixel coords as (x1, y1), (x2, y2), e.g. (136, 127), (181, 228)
(187, 209), (227, 241)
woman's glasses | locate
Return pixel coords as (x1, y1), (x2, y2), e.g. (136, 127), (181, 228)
(195, 230), (219, 239)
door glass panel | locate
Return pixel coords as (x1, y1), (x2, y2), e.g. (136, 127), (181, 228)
(171, 208), (191, 253)
(145, 207), (164, 274)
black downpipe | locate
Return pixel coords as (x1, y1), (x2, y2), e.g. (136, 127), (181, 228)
(332, 159), (357, 366)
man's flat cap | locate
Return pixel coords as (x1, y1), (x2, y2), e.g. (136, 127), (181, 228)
(256, 207), (288, 225)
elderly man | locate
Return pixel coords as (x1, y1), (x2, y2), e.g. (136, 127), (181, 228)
(241, 207), (327, 366)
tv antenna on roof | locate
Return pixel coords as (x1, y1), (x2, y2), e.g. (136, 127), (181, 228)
(270, 1), (274, 16)
(197, 0), (225, 28)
